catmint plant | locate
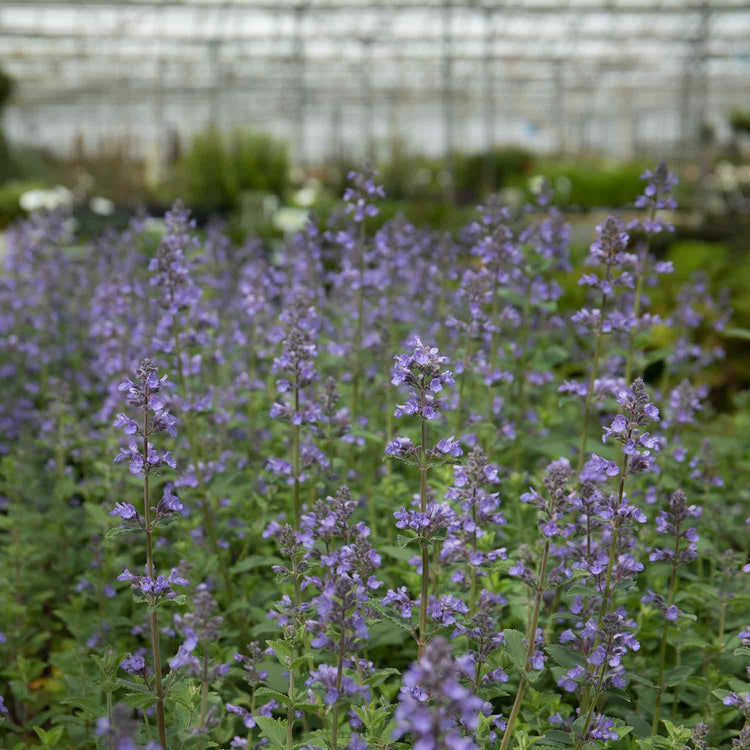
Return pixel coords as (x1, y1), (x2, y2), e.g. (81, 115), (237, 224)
(149, 200), (233, 600)
(385, 335), (460, 659)
(499, 457), (573, 749)
(569, 215), (635, 470)
(341, 167), (384, 418)
(393, 637), (487, 750)
(645, 488), (700, 733)
(623, 161), (678, 383)
(441, 446), (505, 613)
(268, 292), (322, 525)
(112, 358), (184, 749)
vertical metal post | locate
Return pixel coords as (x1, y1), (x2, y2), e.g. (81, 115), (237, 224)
(209, 39), (221, 128)
(695, 0), (710, 200)
(553, 58), (566, 155)
(482, 6), (495, 192)
(154, 56), (166, 180)
(442, 0), (454, 200)
(330, 93), (343, 162)
(293, 3), (307, 165)
(361, 35), (374, 163)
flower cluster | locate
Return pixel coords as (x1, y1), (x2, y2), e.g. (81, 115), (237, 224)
(343, 167), (385, 222)
(116, 566), (189, 602)
(113, 359), (178, 475)
(633, 161), (679, 232)
(393, 638), (488, 750)
(598, 377), (661, 476)
(391, 335), (456, 422)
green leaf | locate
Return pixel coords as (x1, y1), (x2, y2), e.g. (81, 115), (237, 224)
(122, 692), (158, 710)
(543, 730), (573, 745)
(546, 645), (584, 670)
(106, 524), (138, 539)
(60, 695), (105, 717)
(396, 534), (417, 548)
(368, 600), (415, 637)
(603, 688), (632, 703)
(661, 719), (691, 741)
(118, 678), (151, 693)
(380, 544), (417, 563)
(663, 666), (694, 687)
(616, 725), (634, 740)
(723, 326), (750, 340)
(503, 629), (527, 672)
(255, 715), (288, 748)
(230, 555), (283, 574)
(365, 667), (401, 686)
(255, 687), (293, 707)
(268, 639), (295, 665)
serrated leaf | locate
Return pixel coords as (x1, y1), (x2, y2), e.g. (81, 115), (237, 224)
(396, 534), (417, 548)
(230, 554), (283, 574)
(380, 544), (417, 563)
(663, 666), (694, 687)
(268, 639), (295, 665)
(118, 678), (151, 693)
(122, 692), (158, 709)
(546, 645), (584, 670)
(723, 326), (750, 340)
(604, 688), (632, 703)
(255, 687), (292, 707)
(503, 629), (527, 672)
(255, 715), (288, 748)
(106, 524), (138, 539)
(366, 667), (400, 686)
(294, 702), (324, 715)
(368, 600), (415, 637)
(59, 695), (105, 717)
(629, 673), (657, 689)
(543, 730), (574, 745)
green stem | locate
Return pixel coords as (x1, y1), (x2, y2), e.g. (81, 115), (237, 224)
(330, 632), (347, 750)
(107, 691), (113, 750)
(651, 531), (681, 734)
(625, 205), (656, 384)
(293, 384), (301, 526)
(286, 666), (294, 750)
(469, 492), (478, 614)
(577, 292), (609, 473)
(172, 324), (233, 600)
(143, 410), (168, 750)
(580, 447), (629, 721)
(351, 221), (366, 419)
(454, 338), (473, 435)
(499, 540), (550, 750)
(199, 644), (209, 729)
(418, 403), (429, 661)
(625, 267), (645, 386)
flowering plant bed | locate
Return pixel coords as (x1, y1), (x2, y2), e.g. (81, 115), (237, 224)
(0, 164), (748, 750)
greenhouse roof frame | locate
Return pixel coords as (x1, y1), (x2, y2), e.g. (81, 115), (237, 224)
(1, 0), (749, 162)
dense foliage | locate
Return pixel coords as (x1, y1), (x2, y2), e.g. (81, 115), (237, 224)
(0, 162), (749, 750)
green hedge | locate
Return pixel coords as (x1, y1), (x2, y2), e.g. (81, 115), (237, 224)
(170, 129), (289, 214)
(509, 159), (649, 210)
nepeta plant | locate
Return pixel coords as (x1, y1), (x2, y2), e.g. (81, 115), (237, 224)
(268, 292), (322, 525)
(112, 359), (184, 749)
(393, 637), (487, 750)
(2, 158), (749, 750)
(385, 335), (460, 659)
